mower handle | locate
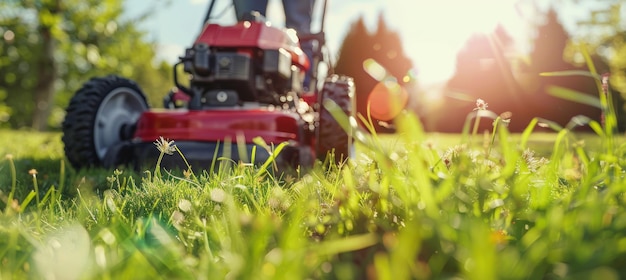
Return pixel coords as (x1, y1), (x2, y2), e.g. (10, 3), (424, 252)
(298, 32), (325, 46)
(202, 0), (217, 27)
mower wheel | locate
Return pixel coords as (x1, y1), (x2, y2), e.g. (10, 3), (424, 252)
(316, 74), (355, 165)
(62, 75), (148, 169)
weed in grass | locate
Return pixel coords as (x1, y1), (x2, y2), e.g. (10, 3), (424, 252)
(153, 136), (178, 180)
(28, 169), (40, 207)
(2, 154), (17, 213)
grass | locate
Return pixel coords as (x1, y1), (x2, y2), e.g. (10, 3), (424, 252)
(1, 118), (625, 279)
(2, 58), (626, 278)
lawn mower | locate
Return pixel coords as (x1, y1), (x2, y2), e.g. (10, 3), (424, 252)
(61, 0), (355, 172)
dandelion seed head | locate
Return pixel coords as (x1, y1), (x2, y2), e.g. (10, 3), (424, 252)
(210, 188), (226, 203)
(106, 176), (116, 183)
(494, 112), (512, 127)
(154, 136), (176, 155)
(178, 199), (192, 212)
(474, 98), (488, 111)
(171, 210), (185, 228)
(500, 111), (512, 121)
(522, 149), (549, 172)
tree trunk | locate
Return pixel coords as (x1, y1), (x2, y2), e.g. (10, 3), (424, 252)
(32, 1), (60, 131)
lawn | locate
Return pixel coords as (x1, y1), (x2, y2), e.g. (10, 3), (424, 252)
(1, 113), (626, 279)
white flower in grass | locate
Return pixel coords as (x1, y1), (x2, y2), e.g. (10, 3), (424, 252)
(154, 136), (176, 155)
(210, 188), (226, 203)
(474, 98), (488, 111)
(171, 210), (185, 229)
(178, 199), (192, 212)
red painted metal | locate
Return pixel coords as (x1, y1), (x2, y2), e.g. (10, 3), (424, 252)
(299, 93), (318, 107)
(173, 88), (190, 102)
(134, 109), (302, 144)
(196, 21), (310, 70)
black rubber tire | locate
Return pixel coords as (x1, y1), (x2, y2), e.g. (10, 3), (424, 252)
(62, 75), (148, 169)
(316, 74), (355, 165)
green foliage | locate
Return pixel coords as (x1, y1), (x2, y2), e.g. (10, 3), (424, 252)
(334, 15), (416, 132)
(569, 1), (625, 93)
(0, 0), (172, 129)
(435, 4), (625, 133)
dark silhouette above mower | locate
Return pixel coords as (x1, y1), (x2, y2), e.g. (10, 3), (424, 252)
(62, 1), (355, 172)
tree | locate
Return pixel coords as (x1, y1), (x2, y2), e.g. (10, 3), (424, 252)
(334, 17), (372, 122)
(526, 7), (607, 131)
(441, 25), (522, 132)
(334, 14), (414, 132)
(529, 9), (570, 73)
(0, 0), (172, 130)
(31, 0), (60, 131)
(440, 6), (618, 133)
(570, 1), (626, 131)
(523, 5), (626, 132)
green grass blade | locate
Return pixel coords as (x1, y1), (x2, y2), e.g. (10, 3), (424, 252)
(546, 86), (601, 108)
(313, 233), (378, 256)
(19, 191), (36, 212)
(540, 70), (599, 79)
(520, 117), (539, 149)
(254, 140), (288, 177)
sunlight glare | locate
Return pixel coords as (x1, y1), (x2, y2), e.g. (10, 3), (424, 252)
(382, 0), (525, 84)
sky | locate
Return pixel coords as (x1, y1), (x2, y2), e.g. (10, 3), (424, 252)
(123, 0), (597, 86)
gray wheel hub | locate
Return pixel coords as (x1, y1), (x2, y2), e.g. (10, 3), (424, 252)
(93, 87), (148, 159)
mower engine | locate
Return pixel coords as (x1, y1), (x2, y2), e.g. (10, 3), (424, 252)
(180, 20), (307, 109)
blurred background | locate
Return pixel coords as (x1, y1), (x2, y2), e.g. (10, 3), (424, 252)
(0, 0), (624, 132)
